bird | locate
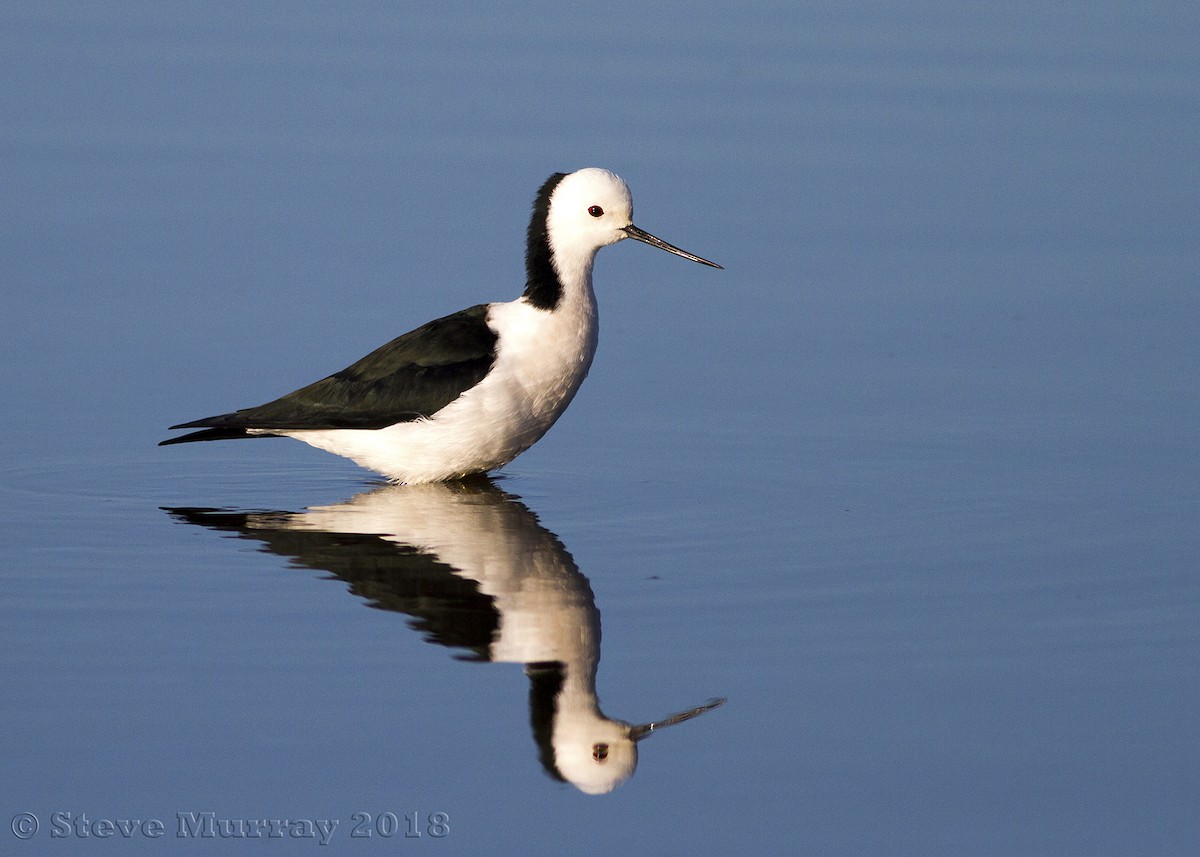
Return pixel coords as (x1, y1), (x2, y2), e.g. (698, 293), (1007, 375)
(165, 480), (725, 794)
(161, 167), (721, 483)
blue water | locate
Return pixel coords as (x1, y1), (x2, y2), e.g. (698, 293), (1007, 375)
(3, 2), (1198, 854)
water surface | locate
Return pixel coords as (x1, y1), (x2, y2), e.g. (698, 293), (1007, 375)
(2, 2), (1198, 854)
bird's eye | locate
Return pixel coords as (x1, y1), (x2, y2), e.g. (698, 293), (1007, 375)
(592, 743), (609, 762)
(588, 205), (604, 218)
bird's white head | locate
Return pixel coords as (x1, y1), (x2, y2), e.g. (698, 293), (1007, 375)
(545, 168), (635, 261)
(546, 167), (722, 271)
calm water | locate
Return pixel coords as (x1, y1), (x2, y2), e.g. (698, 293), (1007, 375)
(3, 2), (1198, 854)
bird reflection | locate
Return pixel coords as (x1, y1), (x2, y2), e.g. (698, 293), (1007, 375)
(164, 480), (723, 794)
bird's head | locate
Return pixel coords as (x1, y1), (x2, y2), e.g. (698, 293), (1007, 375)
(546, 167), (722, 269)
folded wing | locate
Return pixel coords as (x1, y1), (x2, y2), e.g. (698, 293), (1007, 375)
(161, 304), (498, 445)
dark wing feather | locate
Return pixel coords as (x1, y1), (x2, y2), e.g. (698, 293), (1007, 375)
(161, 304), (498, 445)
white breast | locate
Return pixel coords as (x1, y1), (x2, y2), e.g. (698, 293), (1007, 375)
(284, 292), (598, 483)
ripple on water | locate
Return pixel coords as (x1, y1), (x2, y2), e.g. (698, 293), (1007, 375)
(0, 447), (386, 515)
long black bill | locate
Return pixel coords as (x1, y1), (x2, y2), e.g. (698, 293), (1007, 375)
(628, 697), (727, 742)
(623, 225), (723, 269)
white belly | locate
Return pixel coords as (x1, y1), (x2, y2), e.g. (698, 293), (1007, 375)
(280, 298), (598, 483)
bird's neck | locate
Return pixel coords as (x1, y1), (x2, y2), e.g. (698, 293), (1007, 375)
(523, 235), (598, 318)
(522, 176), (599, 314)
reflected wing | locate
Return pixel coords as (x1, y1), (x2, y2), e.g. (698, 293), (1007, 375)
(162, 304), (497, 443)
(163, 506), (501, 659)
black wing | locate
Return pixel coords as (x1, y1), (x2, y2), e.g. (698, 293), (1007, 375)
(161, 303), (498, 445)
